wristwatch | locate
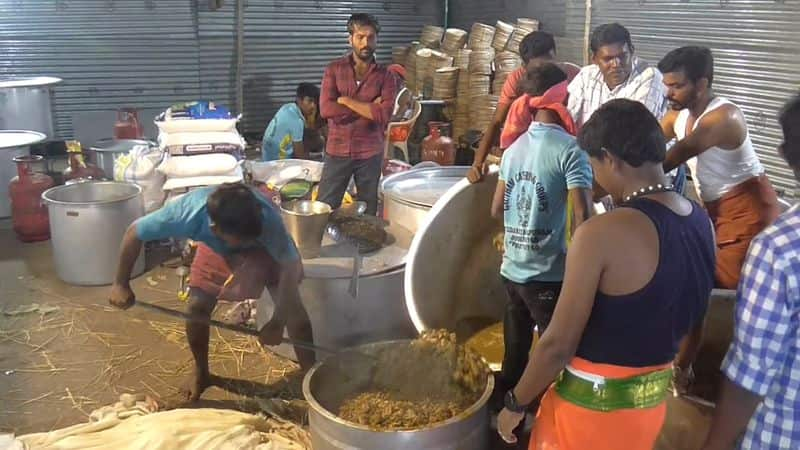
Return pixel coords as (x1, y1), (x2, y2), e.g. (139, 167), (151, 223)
(504, 390), (527, 413)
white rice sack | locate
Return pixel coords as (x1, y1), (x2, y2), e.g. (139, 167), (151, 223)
(158, 154), (240, 178)
(155, 117), (240, 134)
(114, 146), (165, 181)
(137, 173), (167, 213)
(157, 130), (245, 149)
(246, 160), (324, 186)
(162, 166), (244, 191)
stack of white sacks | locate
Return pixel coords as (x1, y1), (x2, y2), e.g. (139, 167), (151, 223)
(154, 108), (246, 203)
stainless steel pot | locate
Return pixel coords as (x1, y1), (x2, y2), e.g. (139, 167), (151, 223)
(281, 200), (332, 259)
(405, 172), (505, 333)
(42, 181), (145, 285)
(89, 138), (155, 180)
(303, 340), (493, 450)
(260, 222), (417, 363)
(0, 130), (47, 218)
(380, 166), (469, 234)
(0, 77), (61, 138)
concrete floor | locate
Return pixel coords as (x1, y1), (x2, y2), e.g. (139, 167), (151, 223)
(0, 219), (301, 435)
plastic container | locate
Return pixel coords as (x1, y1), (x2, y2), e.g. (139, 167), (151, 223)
(10, 155), (54, 242)
(421, 122), (456, 166)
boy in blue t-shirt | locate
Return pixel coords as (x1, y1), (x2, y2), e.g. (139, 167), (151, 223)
(262, 83), (320, 161)
(490, 64), (595, 395)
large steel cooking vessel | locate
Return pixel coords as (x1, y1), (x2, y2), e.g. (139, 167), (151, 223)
(380, 166), (469, 234)
(405, 172), (505, 333)
(42, 181), (145, 285)
(260, 222), (417, 363)
(0, 130), (47, 218)
(303, 340), (493, 450)
(0, 77), (61, 138)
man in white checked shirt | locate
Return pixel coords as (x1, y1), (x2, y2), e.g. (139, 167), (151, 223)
(701, 95), (800, 450)
(567, 23), (667, 128)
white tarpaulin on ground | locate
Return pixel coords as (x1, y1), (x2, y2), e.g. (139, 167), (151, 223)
(3, 395), (310, 450)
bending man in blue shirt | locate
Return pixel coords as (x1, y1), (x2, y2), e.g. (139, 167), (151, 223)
(109, 183), (312, 401)
(262, 82), (320, 161)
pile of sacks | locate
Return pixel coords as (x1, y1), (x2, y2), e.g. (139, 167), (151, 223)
(154, 101), (246, 202)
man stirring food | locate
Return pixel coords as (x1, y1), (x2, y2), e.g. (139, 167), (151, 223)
(109, 183), (313, 401)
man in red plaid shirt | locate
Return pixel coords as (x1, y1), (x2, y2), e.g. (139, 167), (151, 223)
(317, 13), (398, 215)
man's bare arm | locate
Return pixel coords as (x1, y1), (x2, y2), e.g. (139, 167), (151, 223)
(663, 105), (747, 172)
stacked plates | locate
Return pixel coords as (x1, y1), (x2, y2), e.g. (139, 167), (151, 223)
(468, 74), (491, 97)
(453, 48), (472, 70)
(492, 71), (511, 95)
(506, 18), (540, 55)
(417, 49), (452, 98)
(433, 67), (459, 100)
(415, 48), (432, 97)
(493, 52), (523, 95)
(492, 21), (514, 52)
(420, 25), (445, 49)
(495, 51), (523, 73)
(468, 23), (495, 50)
(405, 42), (420, 94)
(517, 18), (541, 31)
(453, 82), (471, 139)
(430, 50), (454, 70)
(468, 49), (495, 75)
(441, 28), (468, 54)
(469, 94), (499, 131)
(392, 45), (409, 66)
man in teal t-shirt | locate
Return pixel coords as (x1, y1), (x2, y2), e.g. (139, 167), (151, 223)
(262, 83), (320, 161)
(490, 63), (595, 397)
(108, 184), (313, 402)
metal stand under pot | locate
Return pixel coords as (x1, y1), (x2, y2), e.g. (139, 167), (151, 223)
(259, 221), (418, 363)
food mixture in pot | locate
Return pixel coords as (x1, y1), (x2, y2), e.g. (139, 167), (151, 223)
(338, 330), (489, 430)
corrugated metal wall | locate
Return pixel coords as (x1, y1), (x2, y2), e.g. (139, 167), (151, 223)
(591, 0), (800, 197)
(0, 0), (202, 139)
(0, 0), (443, 138)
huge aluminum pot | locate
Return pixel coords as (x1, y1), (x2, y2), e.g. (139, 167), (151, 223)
(303, 340), (493, 450)
(380, 166), (469, 235)
(405, 171), (505, 333)
(0, 77), (61, 138)
(42, 181), (145, 285)
(0, 130), (47, 218)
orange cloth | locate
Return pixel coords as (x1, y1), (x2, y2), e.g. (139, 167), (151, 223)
(188, 243), (279, 300)
(529, 357), (671, 450)
(705, 174), (779, 289)
(500, 81), (576, 149)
